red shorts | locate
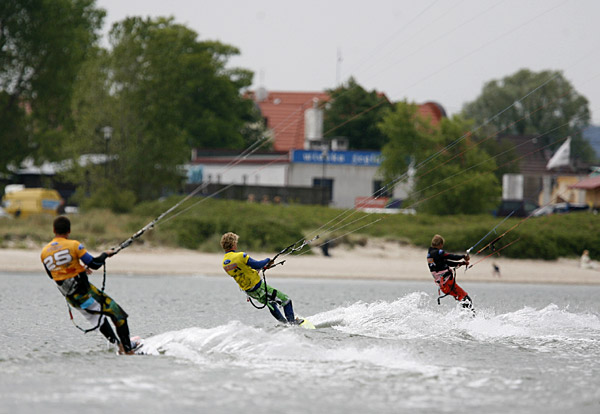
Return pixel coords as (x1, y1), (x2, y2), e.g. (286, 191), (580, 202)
(434, 272), (468, 301)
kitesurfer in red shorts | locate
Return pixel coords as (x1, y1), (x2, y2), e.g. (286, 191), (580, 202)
(427, 234), (472, 309)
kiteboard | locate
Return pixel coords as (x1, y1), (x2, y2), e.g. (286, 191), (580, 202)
(298, 318), (316, 330)
(117, 336), (144, 355)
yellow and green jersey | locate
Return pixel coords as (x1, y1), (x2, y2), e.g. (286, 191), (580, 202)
(222, 251), (262, 291)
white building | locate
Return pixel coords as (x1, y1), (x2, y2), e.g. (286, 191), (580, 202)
(189, 149), (411, 209)
(287, 149), (387, 208)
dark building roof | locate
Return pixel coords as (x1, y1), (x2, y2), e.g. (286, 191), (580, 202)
(192, 149), (289, 165)
(496, 135), (590, 176)
(496, 135), (550, 175)
(583, 125), (600, 158)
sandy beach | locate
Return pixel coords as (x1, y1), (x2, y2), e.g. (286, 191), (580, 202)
(3, 239), (600, 285)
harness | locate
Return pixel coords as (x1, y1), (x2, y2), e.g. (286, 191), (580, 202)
(432, 259), (470, 305)
(432, 268), (457, 305)
(65, 264), (108, 334)
(246, 280), (279, 309)
(245, 237), (318, 309)
(245, 242), (295, 309)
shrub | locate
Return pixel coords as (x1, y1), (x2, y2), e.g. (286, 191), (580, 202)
(75, 184), (137, 213)
(3, 195), (595, 261)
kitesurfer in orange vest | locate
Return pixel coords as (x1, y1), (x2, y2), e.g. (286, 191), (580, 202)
(41, 216), (139, 354)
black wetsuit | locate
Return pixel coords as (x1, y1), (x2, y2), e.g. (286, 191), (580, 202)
(427, 247), (466, 276)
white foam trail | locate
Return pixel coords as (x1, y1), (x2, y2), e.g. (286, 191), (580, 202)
(462, 304), (600, 354)
(138, 295), (600, 376)
(310, 291), (469, 339)
(310, 295), (600, 346)
(139, 319), (444, 378)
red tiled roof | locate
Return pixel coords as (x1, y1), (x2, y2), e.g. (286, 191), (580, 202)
(251, 91), (330, 151)
(249, 90), (445, 151)
(570, 176), (600, 190)
(417, 102), (446, 126)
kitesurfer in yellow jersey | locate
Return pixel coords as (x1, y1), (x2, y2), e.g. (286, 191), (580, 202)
(221, 232), (301, 324)
(41, 216), (139, 354)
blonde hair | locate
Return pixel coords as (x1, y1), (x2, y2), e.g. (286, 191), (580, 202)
(221, 232), (239, 251)
(431, 234), (445, 248)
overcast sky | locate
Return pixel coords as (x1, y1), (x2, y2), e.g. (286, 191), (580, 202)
(96, 0), (600, 124)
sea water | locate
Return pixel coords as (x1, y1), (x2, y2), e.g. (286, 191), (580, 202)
(1, 272), (599, 414)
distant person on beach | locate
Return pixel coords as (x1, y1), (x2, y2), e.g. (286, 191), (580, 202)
(492, 262), (501, 277)
(321, 239), (332, 257)
(220, 232), (301, 324)
(427, 234), (473, 309)
(40, 216), (139, 354)
(580, 250), (598, 270)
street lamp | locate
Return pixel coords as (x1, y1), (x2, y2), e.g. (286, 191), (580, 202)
(101, 126), (113, 179)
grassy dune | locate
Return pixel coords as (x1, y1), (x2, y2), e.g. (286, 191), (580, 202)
(1, 196), (598, 260)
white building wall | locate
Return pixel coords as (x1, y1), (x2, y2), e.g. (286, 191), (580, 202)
(288, 163), (382, 208)
(190, 150), (416, 209)
(502, 173), (524, 200)
(391, 182), (412, 203)
(200, 164), (287, 186)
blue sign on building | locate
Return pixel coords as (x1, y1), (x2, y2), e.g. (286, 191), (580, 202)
(291, 150), (382, 166)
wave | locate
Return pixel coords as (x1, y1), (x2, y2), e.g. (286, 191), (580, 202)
(138, 291), (600, 372)
(140, 321), (422, 371)
(313, 292), (600, 339)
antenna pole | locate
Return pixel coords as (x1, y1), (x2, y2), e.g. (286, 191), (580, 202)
(336, 47), (343, 86)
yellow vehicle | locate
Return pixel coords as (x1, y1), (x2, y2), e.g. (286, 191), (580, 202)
(1, 188), (63, 218)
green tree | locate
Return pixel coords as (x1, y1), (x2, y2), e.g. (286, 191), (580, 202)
(380, 101), (500, 215)
(110, 17), (261, 151)
(324, 77), (392, 150)
(379, 100), (436, 180)
(0, 0), (104, 173)
(67, 17), (263, 203)
(462, 68), (595, 162)
(63, 47), (118, 200)
(477, 137), (519, 183)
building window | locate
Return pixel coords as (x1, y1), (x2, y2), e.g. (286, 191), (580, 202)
(373, 180), (391, 198)
(313, 178), (334, 204)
